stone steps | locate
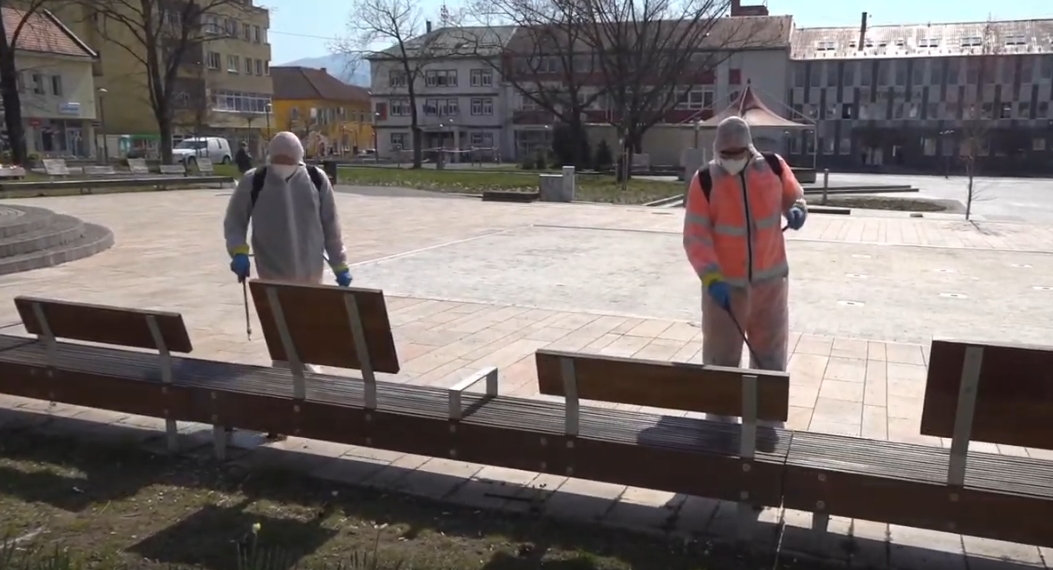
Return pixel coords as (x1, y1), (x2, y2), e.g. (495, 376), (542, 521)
(0, 206), (114, 276)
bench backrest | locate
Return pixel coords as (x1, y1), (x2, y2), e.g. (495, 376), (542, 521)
(127, 158), (150, 174)
(921, 339), (1053, 450)
(248, 280), (400, 373)
(194, 157), (214, 174)
(14, 296), (193, 353)
(42, 158), (69, 176)
(159, 164), (186, 175)
(535, 349), (789, 421)
(84, 165), (116, 176)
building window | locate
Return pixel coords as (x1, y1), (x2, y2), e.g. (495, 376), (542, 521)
(876, 61), (890, 85)
(923, 137), (936, 156)
(264, 62), (269, 75)
(390, 99), (410, 116)
(225, 18), (237, 37)
(245, 57), (253, 74)
(1034, 138), (1047, 151)
(894, 62), (907, 86)
(825, 63), (837, 86)
(388, 70), (406, 88)
(911, 62), (924, 86)
(470, 97), (493, 115)
(210, 90), (272, 113)
(841, 104), (853, 119)
(424, 69), (457, 87)
(927, 102), (939, 119)
(793, 65), (806, 88)
(838, 137), (851, 155)
(808, 62), (820, 87)
(31, 73), (44, 95)
(423, 98), (458, 116)
(1021, 57), (1034, 83)
(1019, 101), (1031, 118)
(50, 75), (62, 96)
(243, 23), (251, 40)
(203, 15), (220, 35)
(678, 88), (713, 110)
(227, 55), (240, 73)
(1000, 103), (1012, 119)
(1042, 56), (1053, 79)
(469, 132), (494, 147)
(919, 37), (941, 48)
(1039, 101), (1050, 118)
(930, 61), (942, 84)
(947, 59), (961, 83)
(254, 25), (261, 43)
(1001, 58), (1014, 83)
(390, 133), (407, 149)
(842, 62), (855, 86)
(207, 51), (221, 69)
(470, 69), (493, 87)
(256, 59), (263, 75)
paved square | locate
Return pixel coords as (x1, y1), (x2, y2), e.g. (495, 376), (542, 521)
(1, 187), (1052, 566)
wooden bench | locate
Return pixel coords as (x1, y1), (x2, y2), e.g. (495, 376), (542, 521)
(192, 157), (215, 175)
(535, 349), (791, 534)
(83, 165), (116, 176)
(127, 158), (150, 175)
(4, 296), (193, 452)
(42, 158), (70, 178)
(782, 339), (1053, 547)
(159, 164), (186, 176)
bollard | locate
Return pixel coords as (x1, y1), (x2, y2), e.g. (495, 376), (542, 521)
(822, 169), (830, 205)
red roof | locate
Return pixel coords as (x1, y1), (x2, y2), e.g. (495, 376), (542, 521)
(1, 7), (95, 58)
(700, 84), (810, 129)
(270, 66), (370, 103)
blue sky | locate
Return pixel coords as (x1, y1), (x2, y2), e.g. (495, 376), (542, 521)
(267, 0), (1053, 64)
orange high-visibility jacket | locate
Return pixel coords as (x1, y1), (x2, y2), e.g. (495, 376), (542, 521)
(683, 151), (806, 288)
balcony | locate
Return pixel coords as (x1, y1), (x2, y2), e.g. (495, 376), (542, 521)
(512, 110), (556, 125)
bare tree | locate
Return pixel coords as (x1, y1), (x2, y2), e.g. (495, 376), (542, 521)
(0, 0), (70, 164)
(574, 0), (764, 176)
(72, 0), (251, 163)
(335, 0), (457, 168)
(459, 1), (603, 167)
(959, 17), (1000, 220)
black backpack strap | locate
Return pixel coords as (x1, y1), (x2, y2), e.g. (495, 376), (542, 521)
(760, 152), (784, 178)
(250, 167), (267, 208)
(698, 167), (713, 202)
(306, 165), (325, 191)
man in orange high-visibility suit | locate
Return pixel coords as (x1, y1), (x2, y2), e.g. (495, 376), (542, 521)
(683, 116), (807, 425)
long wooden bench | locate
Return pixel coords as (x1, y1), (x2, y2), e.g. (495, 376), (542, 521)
(6, 296), (193, 452)
(781, 338), (1053, 547)
(535, 349), (791, 534)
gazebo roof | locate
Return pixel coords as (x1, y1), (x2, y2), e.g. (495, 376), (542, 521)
(699, 84), (812, 129)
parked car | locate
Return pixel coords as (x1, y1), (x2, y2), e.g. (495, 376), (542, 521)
(172, 137), (232, 166)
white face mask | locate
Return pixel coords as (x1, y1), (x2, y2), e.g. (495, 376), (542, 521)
(269, 163), (300, 179)
(719, 156), (749, 175)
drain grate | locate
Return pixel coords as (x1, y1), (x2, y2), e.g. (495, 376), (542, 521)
(940, 293), (968, 299)
(837, 300), (865, 307)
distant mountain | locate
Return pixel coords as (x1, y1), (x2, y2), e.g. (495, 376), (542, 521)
(279, 54), (370, 88)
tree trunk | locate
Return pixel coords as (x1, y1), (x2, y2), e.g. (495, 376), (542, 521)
(411, 126), (422, 169)
(0, 36), (28, 165)
(156, 107), (173, 164)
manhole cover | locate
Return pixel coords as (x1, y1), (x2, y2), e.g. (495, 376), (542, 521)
(845, 273), (868, 279)
(1011, 263), (1033, 268)
(837, 300), (865, 307)
(940, 293), (968, 299)
(1033, 286), (1053, 291)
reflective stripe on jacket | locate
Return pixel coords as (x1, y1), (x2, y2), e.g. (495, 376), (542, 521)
(683, 150), (805, 288)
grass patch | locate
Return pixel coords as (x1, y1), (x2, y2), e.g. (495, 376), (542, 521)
(336, 166), (683, 205)
(0, 428), (826, 570)
(821, 195), (949, 212)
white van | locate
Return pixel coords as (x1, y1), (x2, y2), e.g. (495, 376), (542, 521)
(172, 137), (232, 165)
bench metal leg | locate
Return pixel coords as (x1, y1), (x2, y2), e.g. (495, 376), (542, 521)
(146, 314), (179, 453)
(812, 512), (830, 532)
(343, 293), (377, 410)
(947, 345), (984, 487)
(447, 367), (499, 459)
(267, 286), (306, 400)
(559, 357), (579, 438)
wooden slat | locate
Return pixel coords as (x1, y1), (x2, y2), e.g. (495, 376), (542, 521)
(535, 349), (789, 422)
(248, 280), (400, 373)
(921, 339), (1053, 450)
(14, 296), (192, 353)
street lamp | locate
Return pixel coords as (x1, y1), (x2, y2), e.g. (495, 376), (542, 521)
(264, 102), (272, 156)
(97, 87), (109, 164)
(372, 111), (379, 161)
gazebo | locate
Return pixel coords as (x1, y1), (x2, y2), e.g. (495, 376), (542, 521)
(695, 83), (816, 171)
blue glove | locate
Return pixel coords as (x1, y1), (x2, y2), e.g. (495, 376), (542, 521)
(230, 253), (251, 282)
(707, 280), (732, 311)
(786, 206), (807, 230)
(335, 269), (352, 287)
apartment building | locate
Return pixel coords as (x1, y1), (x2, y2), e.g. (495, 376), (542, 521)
(2, 7), (99, 158)
(788, 16), (1053, 174)
(369, 25), (516, 159)
(46, 0), (271, 158)
(270, 66), (373, 157)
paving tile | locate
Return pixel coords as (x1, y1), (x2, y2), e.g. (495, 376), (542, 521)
(543, 477), (625, 522)
(705, 502), (782, 547)
(310, 449), (398, 486)
(824, 357), (867, 383)
(864, 360), (888, 407)
(795, 334), (834, 356)
(861, 405), (888, 440)
(511, 472), (567, 513)
(831, 338), (869, 360)
(889, 525), (966, 570)
(779, 511), (855, 564)
(886, 343), (927, 366)
(789, 353), (829, 383)
(813, 397), (863, 425)
(361, 453), (430, 491)
(961, 536), (1045, 569)
(789, 383), (819, 408)
(809, 419), (862, 437)
(602, 487), (685, 533)
(445, 465), (540, 511)
(673, 495), (720, 534)
(866, 341), (888, 361)
(398, 458), (483, 500)
(818, 379), (865, 403)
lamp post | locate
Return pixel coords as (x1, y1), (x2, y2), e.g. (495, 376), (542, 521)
(264, 102), (272, 157)
(373, 111), (379, 162)
(97, 87), (109, 164)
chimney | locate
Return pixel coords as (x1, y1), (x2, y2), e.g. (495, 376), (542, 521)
(730, 0), (769, 17)
(730, 0), (741, 15)
(426, 20), (432, 33)
(320, 67), (327, 74)
(858, 12), (867, 51)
